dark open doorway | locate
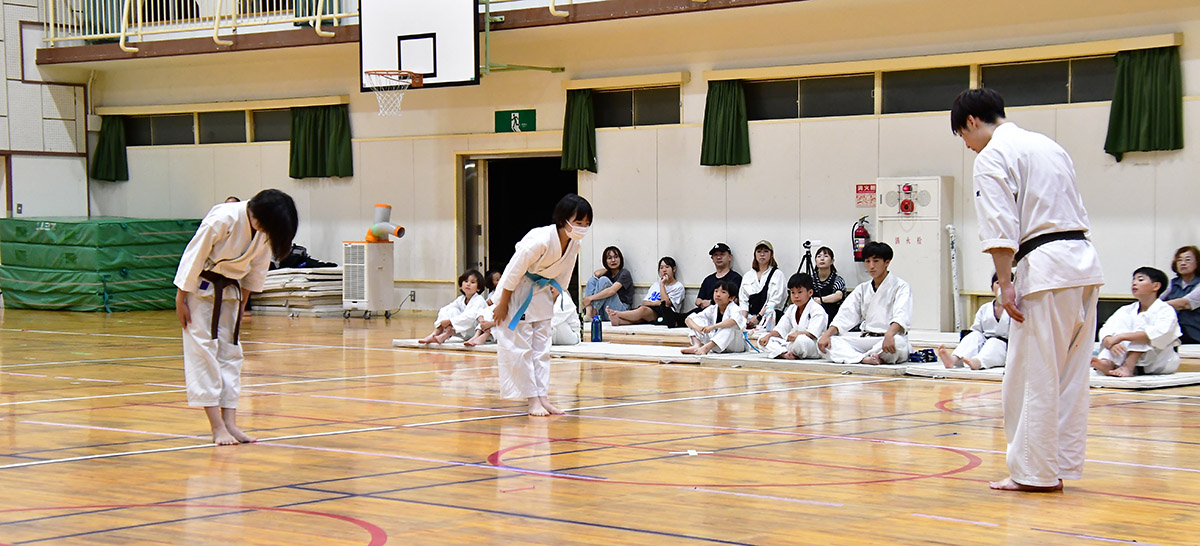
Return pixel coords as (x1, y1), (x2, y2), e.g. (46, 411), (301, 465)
(483, 156), (579, 301)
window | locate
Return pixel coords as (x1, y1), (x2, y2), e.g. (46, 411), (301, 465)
(801, 74), (874, 118)
(253, 109), (292, 142)
(981, 56), (1115, 106)
(882, 66), (970, 114)
(594, 86), (681, 128)
(199, 111), (247, 144)
(126, 114), (195, 146)
(744, 80), (798, 121)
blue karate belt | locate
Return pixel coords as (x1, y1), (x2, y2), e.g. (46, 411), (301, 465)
(506, 273), (563, 330)
(744, 331), (761, 353)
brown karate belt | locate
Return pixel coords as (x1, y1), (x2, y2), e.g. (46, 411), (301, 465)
(198, 270), (244, 345)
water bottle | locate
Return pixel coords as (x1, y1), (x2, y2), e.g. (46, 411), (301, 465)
(591, 314), (603, 342)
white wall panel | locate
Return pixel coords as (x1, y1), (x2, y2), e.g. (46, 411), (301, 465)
(411, 137), (467, 281)
(1057, 104), (1157, 295)
(212, 146), (264, 205)
(42, 84), (76, 119)
(583, 128), (658, 285)
(656, 125), (726, 288)
(7, 79), (40, 150)
(167, 147), (216, 217)
(357, 139), (416, 279)
(125, 147), (171, 216)
(1152, 100), (1200, 274)
(42, 118), (75, 152)
(11, 155), (87, 217)
(799, 116), (879, 288)
(0, 115), (9, 149)
(728, 122), (801, 273)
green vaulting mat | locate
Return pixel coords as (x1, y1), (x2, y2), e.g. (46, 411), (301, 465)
(0, 217), (201, 311)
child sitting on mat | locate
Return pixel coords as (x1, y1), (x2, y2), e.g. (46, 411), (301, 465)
(682, 280), (747, 355)
(1091, 267), (1181, 377)
(757, 273), (827, 359)
(420, 270), (487, 344)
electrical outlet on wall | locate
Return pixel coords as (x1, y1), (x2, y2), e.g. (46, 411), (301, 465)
(409, 290), (416, 302)
(15, 204), (21, 214)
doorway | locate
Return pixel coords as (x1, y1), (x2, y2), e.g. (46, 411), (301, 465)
(462, 155), (580, 301)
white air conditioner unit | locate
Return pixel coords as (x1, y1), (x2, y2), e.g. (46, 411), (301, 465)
(342, 241), (395, 319)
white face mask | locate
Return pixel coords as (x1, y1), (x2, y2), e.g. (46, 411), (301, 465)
(566, 224), (588, 241)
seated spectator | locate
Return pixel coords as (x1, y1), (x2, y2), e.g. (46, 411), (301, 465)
(817, 242), (912, 365)
(811, 246), (847, 319)
(938, 272), (1012, 370)
(682, 280), (746, 355)
(609, 257), (686, 327)
(757, 273), (828, 359)
(420, 270), (487, 344)
(581, 246), (634, 321)
(740, 240), (786, 329)
(1162, 245), (1200, 344)
(1092, 267), (1181, 377)
(689, 243), (742, 313)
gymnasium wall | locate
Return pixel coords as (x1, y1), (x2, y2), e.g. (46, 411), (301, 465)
(81, 0), (1200, 314)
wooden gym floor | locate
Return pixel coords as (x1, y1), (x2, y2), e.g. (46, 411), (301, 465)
(1, 309), (1198, 545)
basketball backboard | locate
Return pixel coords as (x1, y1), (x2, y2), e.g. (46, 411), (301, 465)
(360, 0), (480, 90)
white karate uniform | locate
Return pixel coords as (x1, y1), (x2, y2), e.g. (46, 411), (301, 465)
(826, 274), (912, 364)
(551, 292), (581, 346)
(435, 293), (488, 340)
(738, 266), (786, 317)
(973, 122), (1104, 487)
(763, 299), (828, 359)
(951, 300), (1011, 369)
(1096, 299), (1181, 375)
(174, 202), (272, 408)
(493, 225), (580, 400)
(688, 303), (747, 353)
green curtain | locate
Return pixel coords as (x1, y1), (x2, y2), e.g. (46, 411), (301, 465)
(1104, 46), (1183, 162)
(700, 80), (750, 166)
(289, 104), (353, 178)
(91, 115), (129, 182)
(561, 89), (597, 173)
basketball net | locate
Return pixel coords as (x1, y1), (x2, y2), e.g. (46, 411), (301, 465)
(364, 70), (423, 116)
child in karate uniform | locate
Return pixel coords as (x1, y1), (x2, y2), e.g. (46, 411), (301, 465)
(817, 242), (913, 365)
(682, 280), (747, 355)
(1091, 267), (1181, 377)
(490, 194), (592, 416)
(550, 286), (581, 345)
(938, 272), (1012, 370)
(420, 270), (487, 344)
(758, 273), (828, 359)
(464, 270), (504, 347)
(175, 189), (298, 445)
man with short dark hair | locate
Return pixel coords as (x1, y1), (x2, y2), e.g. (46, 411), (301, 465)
(692, 243), (742, 311)
(951, 88), (1104, 493)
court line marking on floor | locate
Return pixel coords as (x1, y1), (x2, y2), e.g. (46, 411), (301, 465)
(0, 426), (395, 470)
(691, 488), (843, 507)
(404, 378), (905, 427)
(0, 346), (319, 370)
(911, 513), (998, 527)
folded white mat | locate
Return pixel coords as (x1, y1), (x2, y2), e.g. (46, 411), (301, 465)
(582, 321), (959, 348)
(699, 352), (910, 376)
(904, 363), (1200, 389)
(392, 339), (701, 364)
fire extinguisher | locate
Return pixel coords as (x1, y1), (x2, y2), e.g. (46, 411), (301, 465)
(852, 215), (871, 262)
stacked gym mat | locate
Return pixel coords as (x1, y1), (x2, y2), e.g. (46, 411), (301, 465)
(0, 217), (200, 311)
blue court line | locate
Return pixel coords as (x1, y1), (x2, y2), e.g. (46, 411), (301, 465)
(9, 494), (357, 545)
(291, 486), (760, 546)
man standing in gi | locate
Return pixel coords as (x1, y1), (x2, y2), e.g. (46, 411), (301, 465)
(951, 88), (1104, 492)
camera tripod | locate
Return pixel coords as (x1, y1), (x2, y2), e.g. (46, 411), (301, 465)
(796, 243), (815, 278)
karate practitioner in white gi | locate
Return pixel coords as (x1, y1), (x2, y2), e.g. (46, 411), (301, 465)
(1092, 267), (1181, 377)
(682, 280), (747, 355)
(952, 88), (1104, 492)
(420, 270), (488, 344)
(938, 273), (1012, 370)
(490, 194), (591, 416)
(175, 189), (298, 445)
(758, 273), (828, 359)
(817, 242), (913, 365)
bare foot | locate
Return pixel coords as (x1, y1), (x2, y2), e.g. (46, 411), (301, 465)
(1091, 356), (1116, 374)
(783, 351), (798, 360)
(962, 357), (981, 370)
(212, 429), (239, 446)
(681, 346), (699, 355)
(417, 333), (439, 344)
(434, 330), (454, 344)
(1106, 364), (1135, 377)
(693, 345), (713, 355)
(464, 331), (491, 346)
(609, 314), (623, 326)
(225, 424), (257, 444)
(539, 396), (565, 415)
(937, 344), (959, 369)
(861, 354), (883, 365)
(989, 477), (1063, 492)
(527, 398), (549, 417)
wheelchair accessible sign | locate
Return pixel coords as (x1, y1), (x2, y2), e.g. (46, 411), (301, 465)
(495, 109), (536, 133)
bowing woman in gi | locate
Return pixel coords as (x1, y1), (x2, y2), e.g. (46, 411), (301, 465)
(175, 189), (298, 445)
(952, 88), (1103, 493)
(491, 194), (592, 416)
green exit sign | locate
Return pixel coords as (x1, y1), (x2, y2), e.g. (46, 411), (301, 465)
(495, 109), (536, 133)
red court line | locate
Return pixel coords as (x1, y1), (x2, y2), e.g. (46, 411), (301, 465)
(0, 503), (387, 545)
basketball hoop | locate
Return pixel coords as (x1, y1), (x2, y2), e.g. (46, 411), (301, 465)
(364, 70), (423, 116)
